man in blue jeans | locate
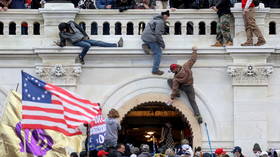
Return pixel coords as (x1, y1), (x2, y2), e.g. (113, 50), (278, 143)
(56, 21), (123, 64)
(141, 10), (170, 75)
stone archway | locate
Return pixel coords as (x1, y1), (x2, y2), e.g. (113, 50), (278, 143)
(113, 92), (202, 148)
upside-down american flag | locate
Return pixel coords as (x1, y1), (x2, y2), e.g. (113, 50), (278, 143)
(21, 71), (100, 136)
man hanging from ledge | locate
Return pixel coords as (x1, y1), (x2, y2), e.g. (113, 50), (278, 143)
(55, 21), (123, 64)
(167, 46), (203, 124)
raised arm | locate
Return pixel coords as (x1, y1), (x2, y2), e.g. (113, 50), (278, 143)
(184, 46), (198, 69)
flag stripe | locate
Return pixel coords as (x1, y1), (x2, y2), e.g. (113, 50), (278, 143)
(22, 115), (81, 128)
(51, 92), (98, 116)
(23, 106), (64, 114)
(46, 84), (100, 109)
(22, 124), (82, 136)
(46, 86), (99, 111)
(23, 119), (80, 133)
(52, 97), (96, 119)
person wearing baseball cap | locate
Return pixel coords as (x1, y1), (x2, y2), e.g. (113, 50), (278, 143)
(167, 46), (203, 124)
(215, 148), (226, 156)
(98, 150), (109, 157)
(232, 146), (245, 157)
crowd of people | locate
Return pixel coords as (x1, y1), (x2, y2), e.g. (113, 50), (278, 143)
(69, 140), (280, 157)
(1, 0), (280, 11)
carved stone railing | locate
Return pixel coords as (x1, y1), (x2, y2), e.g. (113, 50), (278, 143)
(0, 3), (279, 49)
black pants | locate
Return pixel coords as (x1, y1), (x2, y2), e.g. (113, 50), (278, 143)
(167, 79), (201, 116)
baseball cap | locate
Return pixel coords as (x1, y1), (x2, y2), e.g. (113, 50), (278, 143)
(215, 148), (226, 155)
(232, 146), (242, 153)
(97, 150), (109, 157)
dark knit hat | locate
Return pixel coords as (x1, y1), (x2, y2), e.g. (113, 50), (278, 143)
(253, 143), (262, 152)
(232, 146), (242, 153)
(58, 22), (68, 32)
(161, 10), (170, 17)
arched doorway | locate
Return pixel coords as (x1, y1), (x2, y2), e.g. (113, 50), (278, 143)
(118, 101), (194, 150)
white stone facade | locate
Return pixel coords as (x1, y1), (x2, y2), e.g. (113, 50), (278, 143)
(0, 3), (280, 156)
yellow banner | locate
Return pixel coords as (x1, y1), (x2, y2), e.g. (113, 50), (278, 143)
(0, 91), (86, 157)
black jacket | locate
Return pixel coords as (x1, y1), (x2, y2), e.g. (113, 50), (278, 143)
(116, 0), (136, 12)
(59, 21), (89, 47)
(216, 0), (231, 17)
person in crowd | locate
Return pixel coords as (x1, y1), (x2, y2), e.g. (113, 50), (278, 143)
(10, 0), (26, 8)
(78, 0), (96, 9)
(116, 0), (135, 12)
(233, 146), (245, 157)
(178, 144), (194, 157)
(155, 0), (169, 9)
(253, 143), (263, 156)
(71, 0), (80, 7)
(215, 148), (226, 157)
(138, 144), (152, 157)
(70, 152), (79, 157)
(211, 0), (233, 47)
(104, 109), (122, 149)
(169, 0), (193, 9)
(194, 146), (203, 157)
(135, 0), (155, 9)
(0, 0), (12, 11)
(141, 10), (170, 75)
(167, 46), (203, 124)
(108, 144), (126, 157)
(30, 0), (42, 9)
(96, 0), (116, 9)
(165, 148), (176, 157)
(98, 150), (110, 157)
(241, 0), (266, 46)
(56, 21), (123, 64)
(79, 151), (87, 157)
(130, 147), (140, 157)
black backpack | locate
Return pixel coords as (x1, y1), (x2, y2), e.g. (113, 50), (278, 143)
(253, 0), (260, 7)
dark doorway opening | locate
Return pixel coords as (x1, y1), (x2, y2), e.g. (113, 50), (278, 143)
(119, 102), (193, 151)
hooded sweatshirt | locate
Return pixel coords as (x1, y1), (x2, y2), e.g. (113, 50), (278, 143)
(105, 118), (121, 141)
(141, 15), (165, 48)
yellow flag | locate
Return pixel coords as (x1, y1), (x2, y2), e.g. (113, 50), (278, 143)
(0, 91), (86, 157)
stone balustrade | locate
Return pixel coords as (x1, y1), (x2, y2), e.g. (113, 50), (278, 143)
(0, 3), (279, 49)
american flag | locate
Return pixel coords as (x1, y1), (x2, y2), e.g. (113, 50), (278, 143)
(21, 71), (100, 136)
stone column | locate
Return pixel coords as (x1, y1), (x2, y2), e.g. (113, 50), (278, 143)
(227, 47), (274, 156)
(231, 3), (270, 46)
(39, 3), (79, 46)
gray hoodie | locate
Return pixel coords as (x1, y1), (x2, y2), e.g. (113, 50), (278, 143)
(141, 15), (165, 48)
(59, 21), (87, 44)
(105, 118), (121, 141)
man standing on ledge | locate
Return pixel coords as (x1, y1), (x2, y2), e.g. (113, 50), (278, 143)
(141, 10), (170, 75)
(167, 46), (203, 124)
(241, 0), (266, 46)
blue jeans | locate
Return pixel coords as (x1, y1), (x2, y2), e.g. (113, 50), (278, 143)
(144, 41), (162, 73)
(73, 39), (117, 58)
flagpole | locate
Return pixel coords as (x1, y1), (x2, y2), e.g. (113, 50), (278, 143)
(204, 123), (214, 157)
(86, 123), (90, 157)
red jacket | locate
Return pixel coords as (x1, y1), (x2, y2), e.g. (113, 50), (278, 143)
(242, 0), (255, 8)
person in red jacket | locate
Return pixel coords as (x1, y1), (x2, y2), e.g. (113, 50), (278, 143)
(167, 46), (202, 124)
(241, 0), (266, 46)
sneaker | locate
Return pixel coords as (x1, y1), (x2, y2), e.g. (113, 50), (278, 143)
(254, 40), (266, 46)
(224, 41), (233, 47)
(118, 37), (123, 47)
(241, 41), (253, 46)
(211, 41), (223, 47)
(142, 44), (151, 55)
(79, 56), (85, 65)
(195, 115), (203, 124)
(152, 70), (164, 75)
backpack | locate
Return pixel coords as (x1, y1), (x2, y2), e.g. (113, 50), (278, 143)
(253, 0), (260, 7)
